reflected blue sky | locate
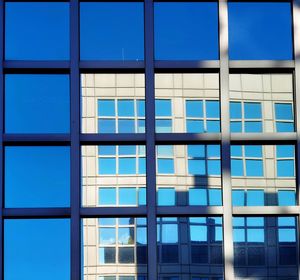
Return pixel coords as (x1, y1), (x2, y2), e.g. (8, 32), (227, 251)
(5, 147), (70, 207)
(5, 219), (70, 280)
(5, 2), (69, 60)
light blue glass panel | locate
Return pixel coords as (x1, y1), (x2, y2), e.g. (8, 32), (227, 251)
(157, 145), (173, 156)
(98, 100), (115, 116)
(277, 160), (294, 177)
(246, 160), (263, 177)
(275, 103), (293, 120)
(119, 218), (134, 225)
(137, 120), (145, 133)
(118, 228), (134, 245)
(189, 189), (207, 206)
(186, 120), (204, 133)
(98, 120), (116, 133)
(278, 190), (296, 206)
(206, 120), (220, 132)
(157, 159), (174, 174)
(190, 225), (207, 242)
(162, 224), (178, 243)
(118, 120), (135, 133)
(5, 2), (70, 60)
(244, 102), (262, 119)
(5, 75), (70, 133)
(98, 158), (116, 175)
(207, 160), (220, 175)
(98, 218), (116, 226)
(137, 100), (145, 117)
(98, 146), (116, 155)
(277, 145), (294, 158)
(5, 147), (70, 207)
(138, 188), (146, 206)
(4, 219), (70, 280)
(214, 226), (223, 241)
(247, 217), (264, 227)
(209, 189), (222, 206)
(154, 2), (219, 60)
(206, 101), (220, 118)
(188, 159), (205, 175)
(278, 217), (295, 227)
(230, 121), (242, 132)
(118, 100), (135, 117)
(156, 120), (172, 132)
(233, 217), (245, 227)
(155, 99), (172, 116)
(80, 3), (144, 60)
(207, 145), (220, 157)
(138, 158), (146, 174)
(232, 190), (245, 206)
(230, 102), (242, 119)
(244, 121), (262, 132)
(279, 229), (296, 242)
(233, 228), (245, 242)
(276, 122), (294, 132)
(188, 145), (205, 157)
(119, 158), (136, 174)
(158, 188), (175, 206)
(99, 188), (116, 205)
(247, 190), (264, 206)
(231, 159), (243, 176)
(244, 145), (262, 157)
(137, 228), (147, 245)
(231, 145), (242, 157)
(186, 100), (203, 118)
(247, 229), (264, 243)
(228, 2), (293, 60)
(119, 188), (136, 205)
(119, 146), (136, 155)
(99, 228), (116, 245)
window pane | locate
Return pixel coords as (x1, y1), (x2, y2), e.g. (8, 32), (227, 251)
(99, 188), (116, 205)
(186, 100), (203, 118)
(119, 188), (136, 205)
(5, 219), (70, 280)
(244, 103), (261, 119)
(158, 188), (175, 206)
(5, 147), (70, 208)
(278, 190), (296, 206)
(118, 100), (135, 117)
(154, 3), (219, 60)
(80, 3), (144, 60)
(228, 2), (293, 60)
(155, 100), (172, 117)
(5, 2), (69, 60)
(5, 75), (70, 133)
(98, 100), (115, 117)
(275, 103), (293, 120)
(277, 160), (294, 177)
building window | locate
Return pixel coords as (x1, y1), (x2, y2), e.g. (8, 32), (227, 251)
(156, 145), (174, 174)
(275, 103), (294, 132)
(155, 99), (172, 133)
(232, 189), (264, 206)
(276, 145), (295, 177)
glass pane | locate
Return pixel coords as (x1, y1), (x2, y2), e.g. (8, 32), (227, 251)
(154, 3), (219, 60)
(5, 2), (69, 60)
(80, 3), (144, 60)
(81, 74), (145, 134)
(82, 145), (146, 207)
(83, 218), (147, 278)
(5, 147), (70, 208)
(5, 74), (70, 133)
(5, 219), (70, 280)
(228, 2), (293, 60)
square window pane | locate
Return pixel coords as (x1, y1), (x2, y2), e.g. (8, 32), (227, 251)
(277, 160), (294, 177)
(118, 100), (135, 117)
(156, 120), (172, 133)
(5, 75), (70, 133)
(118, 120), (135, 133)
(5, 147), (70, 208)
(230, 121), (242, 133)
(244, 103), (262, 119)
(154, 3), (219, 60)
(186, 100), (203, 118)
(228, 2), (293, 60)
(119, 158), (136, 174)
(99, 188), (116, 206)
(232, 190), (245, 206)
(98, 100), (115, 117)
(188, 159), (205, 175)
(230, 102), (242, 119)
(206, 101), (220, 118)
(244, 121), (262, 133)
(278, 190), (296, 206)
(119, 188), (137, 206)
(158, 188), (176, 206)
(245, 160), (263, 177)
(155, 100), (172, 117)
(118, 228), (135, 245)
(158, 159), (174, 174)
(5, 219), (70, 280)
(99, 228), (116, 245)
(275, 103), (293, 120)
(5, 2), (69, 60)
(98, 158), (116, 175)
(208, 189), (222, 206)
(276, 122), (294, 132)
(98, 120), (116, 133)
(207, 120), (220, 133)
(247, 190), (264, 206)
(231, 159), (243, 176)
(99, 248), (116, 264)
(186, 120), (204, 133)
(189, 189), (208, 206)
(80, 3), (144, 60)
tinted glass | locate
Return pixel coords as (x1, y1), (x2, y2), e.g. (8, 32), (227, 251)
(5, 2), (69, 60)
(5, 74), (70, 133)
(154, 3), (219, 60)
(5, 147), (70, 208)
(80, 3), (144, 60)
(228, 2), (293, 60)
(5, 219), (70, 280)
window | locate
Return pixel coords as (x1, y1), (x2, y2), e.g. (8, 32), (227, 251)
(230, 101), (262, 132)
(157, 188), (176, 206)
(186, 100), (220, 133)
(189, 188), (222, 206)
(156, 146), (174, 174)
(275, 103), (294, 132)
(155, 99), (172, 132)
(232, 189), (264, 206)
(276, 145), (295, 177)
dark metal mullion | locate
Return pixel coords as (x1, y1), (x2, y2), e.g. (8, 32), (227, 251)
(70, 1), (81, 280)
(144, 0), (157, 279)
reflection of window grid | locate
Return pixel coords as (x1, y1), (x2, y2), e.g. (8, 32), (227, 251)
(98, 218), (147, 265)
(189, 217), (223, 265)
(97, 99), (145, 133)
(276, 145), (295, 178)
(233, 217), (265, 266)
(98, 146), (146, 175)
(185, 99), (220, 133)
(98, 186), (146, 206)
(231, 145), (264, 177)
(274, 102), (294, 132)
(232, 189), (264, 206)
(188, 188), (222, 206)
(230, 101), (262, 132)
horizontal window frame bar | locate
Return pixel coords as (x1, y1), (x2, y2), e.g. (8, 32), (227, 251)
(80, 206), (147, 217)
(3, 134), (71, 145)
(3, 61), (70, 71)
(232, 206), (300, 216)
(80, 61), (145, 71)
(80, 133), (146, 145)
(157, 206), (223, 216)
(3, 208), (71, 218)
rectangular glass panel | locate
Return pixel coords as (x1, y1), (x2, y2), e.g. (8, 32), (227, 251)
(5, 146), (70, 208)
(5, 74), (70, 133)
(82, 145), (146, 207)
(80, 3), (144, 60)
(5, 2), (69, 60)
(4, 219), (70, 280)
(82, 218), (147, 279)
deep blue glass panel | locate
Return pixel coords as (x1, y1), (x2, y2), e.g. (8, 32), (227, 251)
(5, 219), (70, 280)
(5, 147), (70, 208)
(5, 2), (69, 60)
(228, 2), (293, 60)
(275, 103), (293, 120)
(80, 3), (144, 60)
(206, 101), (220, 118)
(98, 158), (116, 175)
(230, 102), (242, 119)
(277, 160), (294, 177)
(232, 190), (245, 206)
(98, 120), (116, 133)
(155, 99), (172, 116)
(154, 2), (219, 60)
(158, 188), (175, 206)
(118, 100), (135, 117)
(245, 160), (263, 177)
(5, 75), (70, 133)
(119, 188), (136, 205)
(119, 158), (136, 174)
(244, 122), (262, 133)
(186, 120), (204, 133)
(231, 159), (243, 176)
(278, 190), (296, 206)
(244, 103), (262, 119)
(276, 122), (294, 132)
(99, 188), (116, 205)
(186, 100), (203, 118)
